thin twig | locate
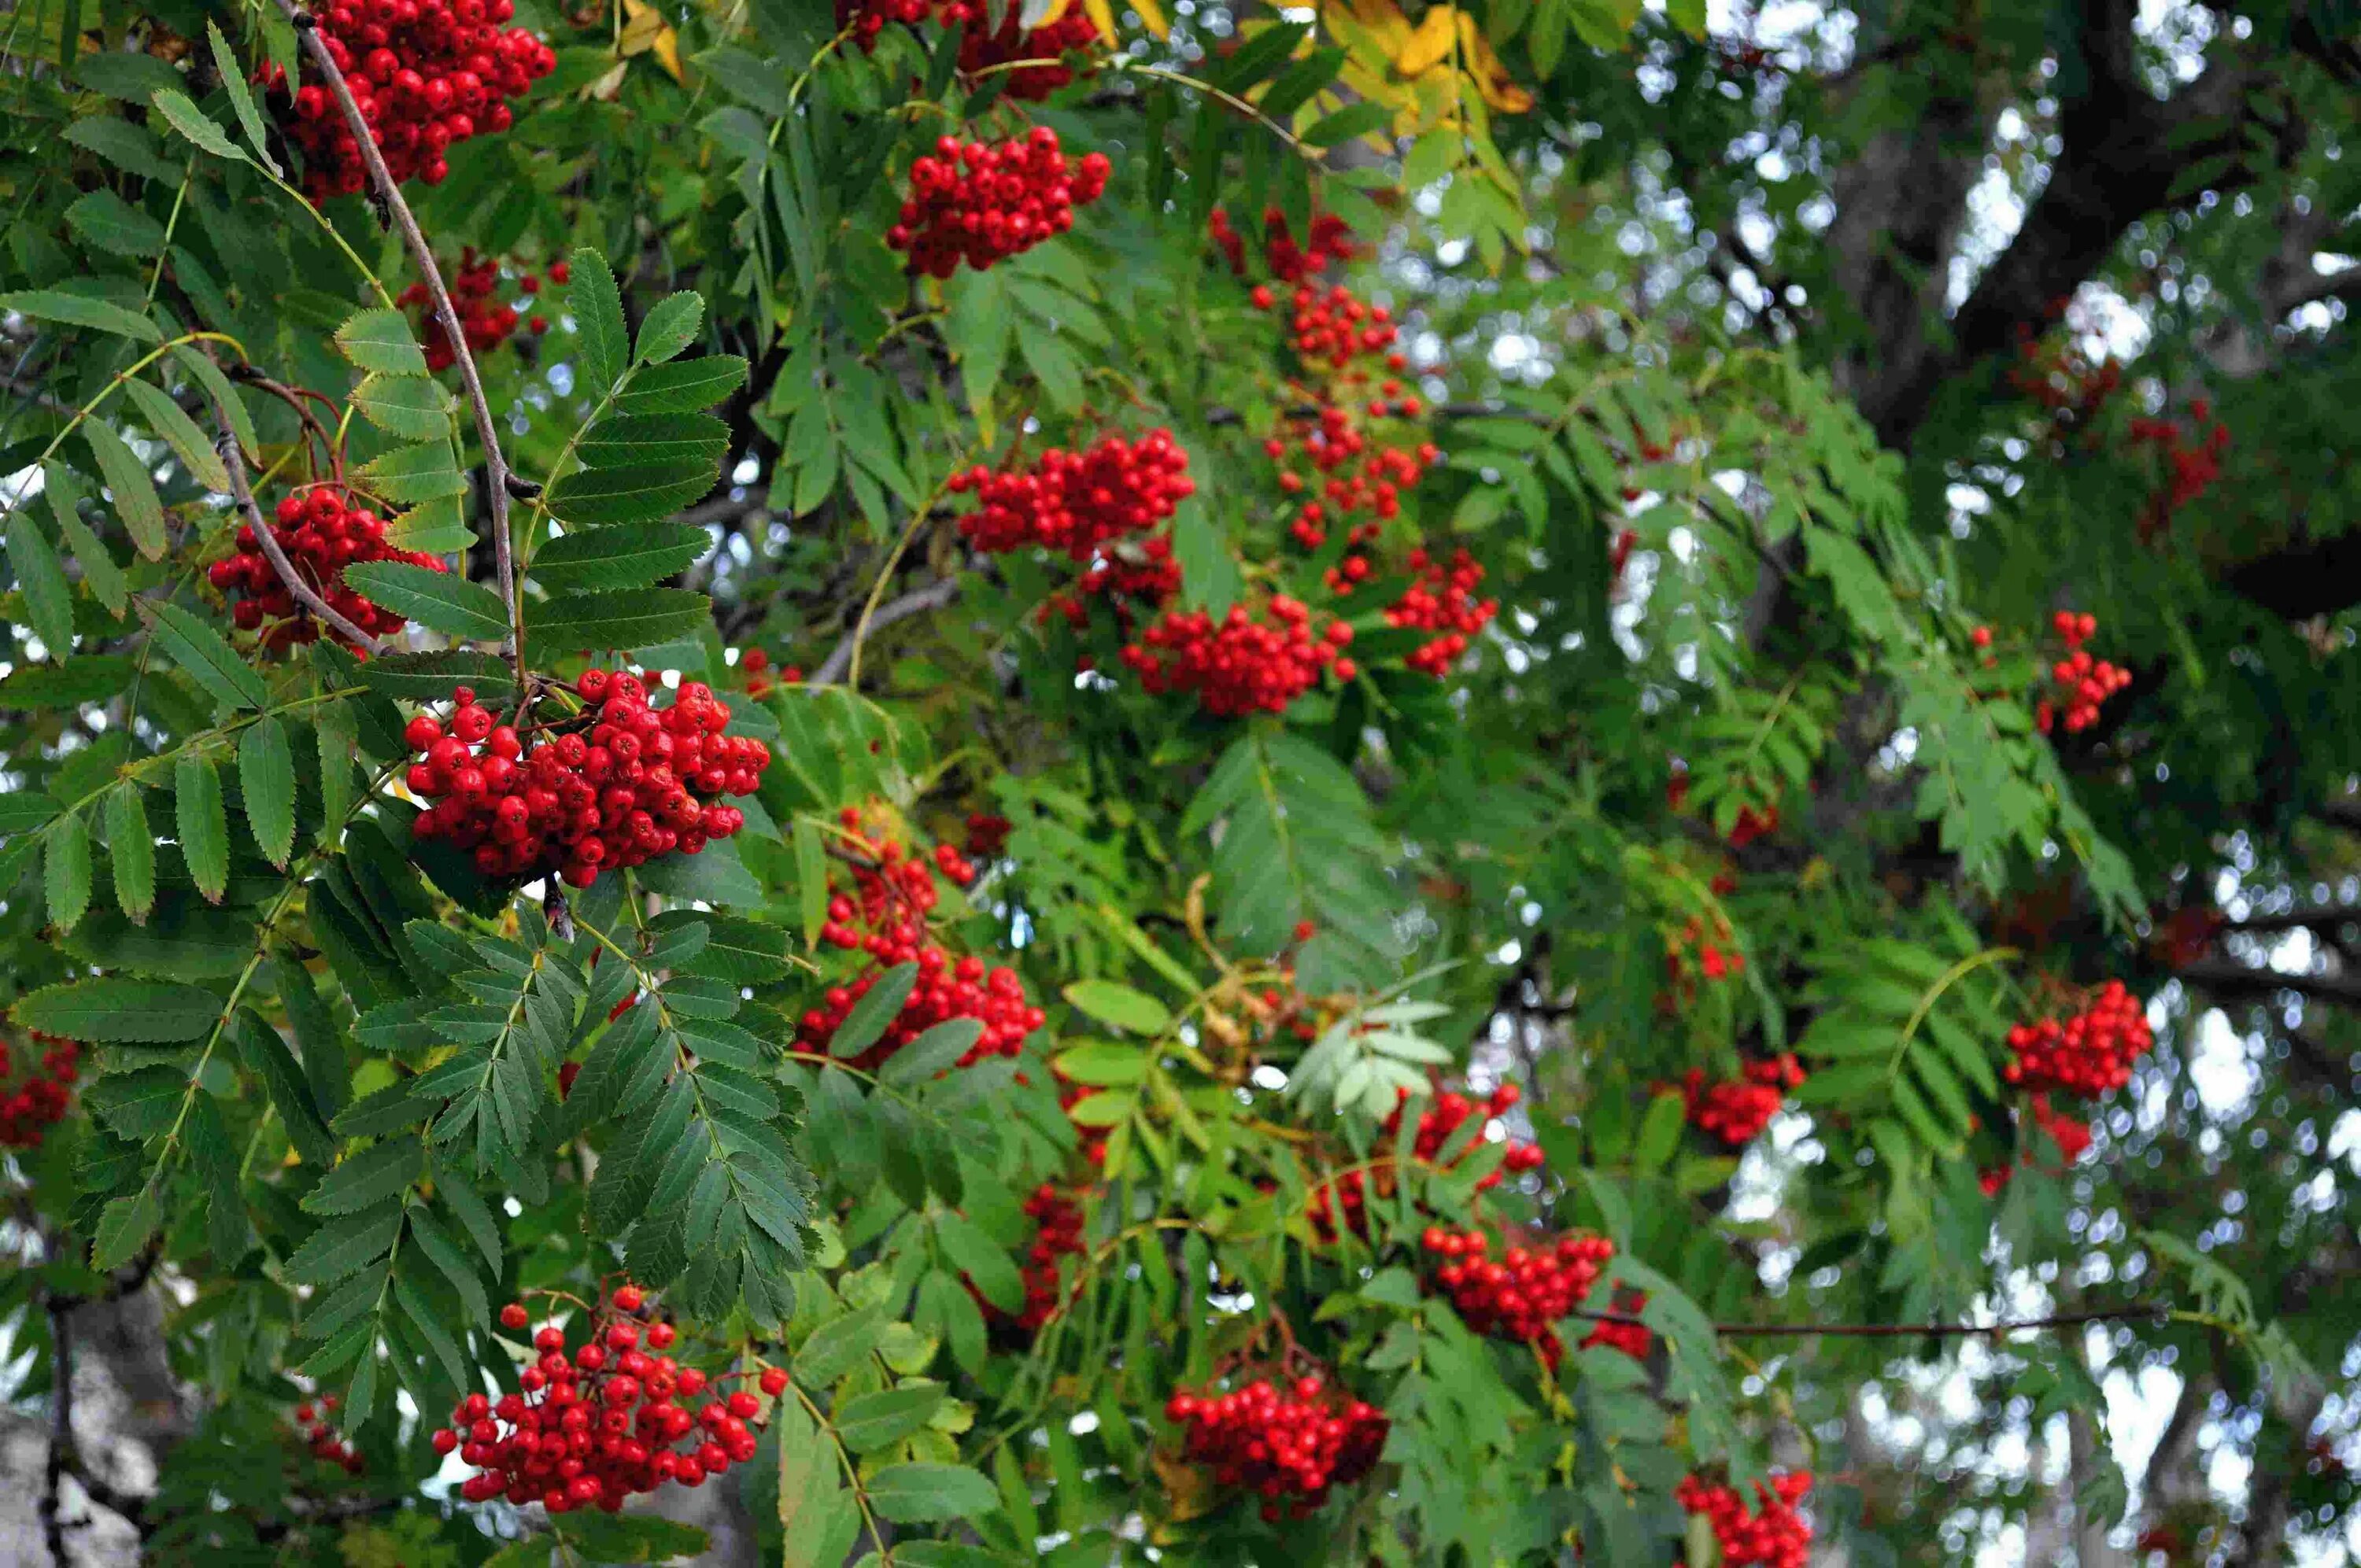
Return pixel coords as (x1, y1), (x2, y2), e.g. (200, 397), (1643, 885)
(272, 0), (523, 683)
(813, 575), (962, 685)
(1568, 1301), (2164, 1338)
(208, 396), (389, 655)
(39, 1297), (71, 1563)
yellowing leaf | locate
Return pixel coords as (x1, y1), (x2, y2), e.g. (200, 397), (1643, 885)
(1129, 0), (1169, 39)
(1395, 5), (1459, 78)
(1022, 0), (1076, 24)
(1455, 12), (1532, 112)
(1077, 0), (1117, 43)
(617, 0), (683, 82)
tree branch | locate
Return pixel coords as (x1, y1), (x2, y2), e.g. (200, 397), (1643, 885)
(208, 393), (390, 656)
(272, 0), (523, 682)
(811, 575), (963, 686)
(2174, 957), (2361, 1010)
(1570, 1301), (2164, 1337)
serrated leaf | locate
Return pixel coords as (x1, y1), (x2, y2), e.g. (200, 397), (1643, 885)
(357, 440), (467, 502)
(208, 21), (283, 173)
(44, 461), (127, 616)
(285, 1203), (404, 1285)
(105, 783), (155, 924)
(336, 308), (431, 375)
(356, 649), (520, 704)
(66, 189), (168, 256)
(1051, 1042), (1145, 1087)
(12, 977), (218, 1042)
(120, 377), (230, 491)
(936, 1213), (1024, 1313)
(0, 289), (162, 343)
(865, 1463), (1002, 1524)
(569, 245), (628, 393)
(1061, 979), (1169, 1036)
(830, 962), (918, 1059)
(834, 1383), (946, 1453)
(530, 522), (710, 592)
(150, 87), (249, 163)
(880, 1019), (985, 1085)
(142, 600), (269, 710)
(341, 561), (508, 640)
(83, 419), (167, 559)
(634, 291), (705, 364)
(614, 356), (748, 415)
(351, 373), (456, 440)
(578, 413), (731, 470)
(302, 1135), (424, 1214)
(7, 507), (76, 659)
(525, 588), (713, 656)
(239, 715), (297, 866)
(545, 458), (718, 526)
(45, 811), (92, 933)
(91, 1189), (162, 1271)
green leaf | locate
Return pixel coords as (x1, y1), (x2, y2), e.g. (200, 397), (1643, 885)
(239, 715), (297, 866)
(62, 117), (179, 183)
(351, 373), (456, 440)
(525, 588), (714, 657)
(1050, 1042), (1146, 1087)
(1633, 1090), (1687, 1171)
(91, 1189), (163, 1271)
(285, 1204), (403, 1285)
(613, 355), (748, 415)
(879, 1019), (985, 1085)
(356, 649), (520, 704)
(45, 812), (92, 933)
(530, 521), (709, 592)
(634, 291), (705, 364)
(120, 377), (230, 491)
(833, 1383), (947, 1453)
(794, 1306), (884, 1388)
(209, 20), (283, 174)
(142, 601), (269, 710)
(341, 561), (508, 641)
(150, 87), (249, 163)
(0, 289), (162, 344)
(65, 189), (168, 256)
(83, 419), (168, 559)
(865, 1463), (1003, 1524)
(578, 414), (731, 470)
(301, 1135), (424, 1215)
(357, 440), (467, 502)
(175, 758), (229, 902)
(1304, 100), (1391, 148)
(830, 962), (918, 1060)
(1061, 979), (1170, 1036)
(936, 1213), (1024, 1313)
(335, 308), (431, 375)
(6, 507), (76, 659)
(634, 837), (763, 905)
(44, 462), (127, 616)
(545, 459), (719, 526)
(11, 978), (220, 1042)
(105, 783), (155, 924)
(568, 246), (629, 394)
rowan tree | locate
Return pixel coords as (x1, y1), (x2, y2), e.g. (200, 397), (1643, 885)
(2, 0), (2359, 1562)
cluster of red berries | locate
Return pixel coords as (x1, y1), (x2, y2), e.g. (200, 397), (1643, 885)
(290, 1396), (366, 1474)
(435, 1286), (787, 1512)
(2003, 980), (2152, 1098)
(1981, 1093), (2096, 1195)
(1680, 1055), (1806, 1148)
(736, 647), (803, 699)
(950, 431), (1194, 559)
(267, 0), (556, 199)
(963, 812), (1011, 859)
(1210, 206), (1358, 282)
(1120, 598), (1355, 715)
(2035, 611), (2131, 735)
(836, 0), (1099, 97)
(1663, 914), (1748, 997)
(1419, 1227), (1646, 1368)
(1261, 378), (1432, 549)
(1163, 1372), (1388, 1521)
(980, 1184), (1087, 1333)
(1383, 548), (1498, 676)
(1264, 281), (1407, 375)
(401, 249), (558, 370)
(0, 1034), (78, 1148)
(2128, 402), (2230, 541)
(405, 673), (767, 888)
(797, 816), (1043, 1071)
(212, 485), (444, 653)
(1308, 1083), (1544, 1241)
(1675, 1471), (1816, 1568)
(888, 129), (1110, 279)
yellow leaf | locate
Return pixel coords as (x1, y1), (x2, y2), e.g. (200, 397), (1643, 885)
(1077, 0), (1117, 42)
(1022, 0), (1075, 24)
(1129, 0), (1169, 39)
(1455, 11), (1532, 113)
(1394, 5), (1459, 78)
(1329, 0), (1414, 54)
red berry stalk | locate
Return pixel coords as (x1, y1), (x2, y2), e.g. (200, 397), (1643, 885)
(438, 1284), (789, 1512)
(265, 0), (556, 199)
(888, 130), (1110, 278)
(1163, 1369), (1388, 1522)
(1679, 1054), (1805, 1148)
(211, 485), (445, 653)
(1418, 1225), (1647, 1367)
(0, 1033), (79, 1148)
(404, 672), (769, 887)
(1676, 1470), (1815, 1568)
(2002, 979), (2152, 1098)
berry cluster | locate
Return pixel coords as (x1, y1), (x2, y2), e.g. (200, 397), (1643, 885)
(1978, 1092), (2097, 1197)
(1680, 1055), (1806, 1148)
(0, 1034), (78, 1148)
(963, 812), (1011, 860)
(268, 0), (556, 199)
(1308, 1083), (1544, 1241)
(2003, 980), (2152, 1098)
(796, 815), (1044, 1071)
(1663, 913), (1747, 996)
(436, 1286), (788, 1511)
(888, 130), (1110, 279)
(1210, 206), (1358, 282)
(1383, 548), (1498, 676)
(400, 249), (556, 370)
(1262, 389), (1433, 550)
(1267, 280), (1407, 375)
(1164, 1372), (1388, 1521)
(1419, 1226), (1645, 1368)
(736, 647), (803, 698)
(836, 0), (1100, 98)
(2035, 611), (2131, 735)
(291, 1396), (365, 1474)
(1120, 597), (1353, 715)
(2127, 401), (2230, 541)
(950, 431), (1194, 559)
(978, 1183), (1087, 1333)
(405, 673), (768, 888)
(1675, 1471), (1816, 1568)
(211, 485), (444, 653)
